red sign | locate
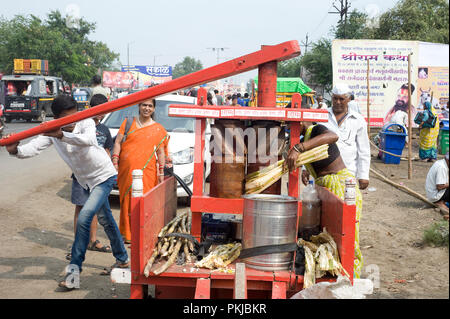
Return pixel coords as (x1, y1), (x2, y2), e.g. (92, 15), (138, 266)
(102, 71), (135, 89)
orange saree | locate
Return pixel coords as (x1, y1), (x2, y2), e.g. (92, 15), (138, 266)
(117, 118), (169, 242)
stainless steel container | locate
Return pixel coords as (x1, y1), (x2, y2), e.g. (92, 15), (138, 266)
(241, 194), (298, 271)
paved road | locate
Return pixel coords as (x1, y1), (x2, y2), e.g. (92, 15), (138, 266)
(0, 118), (71, 205)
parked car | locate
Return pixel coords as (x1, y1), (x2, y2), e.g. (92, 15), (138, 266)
(102, 93), (211, 198)
(1, 74), (69, 122)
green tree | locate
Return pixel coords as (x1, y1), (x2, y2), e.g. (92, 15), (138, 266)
(0, 11), (119, 85)
(172, 56), (203, 79)
(369, 0), (449, 44)
(300, 39), (333, 92)
(277, 56), (301, 77)
(333, 10), (369, 39)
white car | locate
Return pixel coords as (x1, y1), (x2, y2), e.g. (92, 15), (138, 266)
(102, 93), (211, 198)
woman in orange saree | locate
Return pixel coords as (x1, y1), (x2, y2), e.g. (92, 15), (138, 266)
(111, 99), (169, 243)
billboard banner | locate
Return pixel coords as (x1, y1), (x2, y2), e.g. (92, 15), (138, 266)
(416, 66), (449, 110)
(102, 71), (135, 89)
(121, 65), (172, 87)
(332, 40), (419, 127)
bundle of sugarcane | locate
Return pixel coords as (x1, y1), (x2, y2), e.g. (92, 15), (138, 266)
(245, 144), (329, 194)
(143, 211), (195, 277)
(297, 227), (349, 287)
(195, 242), (242, 270)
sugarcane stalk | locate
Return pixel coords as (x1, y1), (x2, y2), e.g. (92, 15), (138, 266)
(153, 240), (183, 275)
(144, 247), (159, 277)
(159, 238), (170, 256)
(158, 212), (187, 238)
(183, 241), (192, 263)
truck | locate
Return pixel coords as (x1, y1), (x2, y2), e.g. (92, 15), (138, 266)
(1, 59), (70, 122)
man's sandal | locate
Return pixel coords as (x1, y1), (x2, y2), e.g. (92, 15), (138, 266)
(87, 240), (112, 253)
(100, 261), (130, 276)
(56, 273), (78, 292)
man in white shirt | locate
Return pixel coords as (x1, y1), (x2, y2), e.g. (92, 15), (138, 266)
(91, 75), (111, 100)
(314, 94), (328, 109)
(348, 94), (361, 114)
(425, 152), (449, 215)
(4, 95), (128, 291)
(322, 84), (371, 190)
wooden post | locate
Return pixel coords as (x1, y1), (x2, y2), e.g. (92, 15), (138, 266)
(366, 59), (370, 134)
(407, 54), (412, 180)
(130, 169), (146, 299)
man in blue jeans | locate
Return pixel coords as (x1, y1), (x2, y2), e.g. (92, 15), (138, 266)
(4, 94), (128, 291)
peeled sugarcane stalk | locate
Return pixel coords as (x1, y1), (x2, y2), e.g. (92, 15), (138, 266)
(245, 145), (329, 194)
(303, 246), (316, 289)
(298, 238), (319, 253)
(195, 243), (241, 270)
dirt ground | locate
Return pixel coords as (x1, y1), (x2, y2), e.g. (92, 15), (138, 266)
(0, 132), (448, 299)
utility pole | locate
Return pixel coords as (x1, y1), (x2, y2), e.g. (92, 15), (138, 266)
(207, 47), (229, 64)
(300, 33), (310, 78)
(328, 0), (351, 38)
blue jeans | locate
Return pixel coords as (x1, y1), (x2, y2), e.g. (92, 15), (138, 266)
(70, 175), (128, 272)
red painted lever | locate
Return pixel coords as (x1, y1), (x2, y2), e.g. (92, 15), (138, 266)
(0, 40), (300, 146)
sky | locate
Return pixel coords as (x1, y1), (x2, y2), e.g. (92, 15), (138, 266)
(1, 0), (399, 84)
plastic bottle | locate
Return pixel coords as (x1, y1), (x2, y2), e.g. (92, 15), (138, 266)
(299, 180), (321, 240)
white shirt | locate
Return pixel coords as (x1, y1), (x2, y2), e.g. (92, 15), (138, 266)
(425, 159), (449, 202)
(322, 107), (371, 180)
(348, 101), (361, 114)
(390, 110), (408, 127)
(91, 85), (111, 99)
(15, 119), (116, 190)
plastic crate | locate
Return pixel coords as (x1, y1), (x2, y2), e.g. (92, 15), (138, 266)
(380, 124), (407, 164)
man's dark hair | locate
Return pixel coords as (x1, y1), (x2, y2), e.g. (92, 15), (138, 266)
(90, 94), (108, 107)
(237, 93), (241, 98)
(350, 94), (355, 100)
(244, 93), (249, 98)
(92, 75), (102, 85)
(51, 94), (77, 118)
(401, 83), (415, 94)
(214, 89), (219, 94)
(232, 94), (238, 100)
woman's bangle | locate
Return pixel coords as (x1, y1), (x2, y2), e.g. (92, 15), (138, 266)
(112, 154), (119, 159)
(299, 143), (305, 152)
(293, 144), (301, 153)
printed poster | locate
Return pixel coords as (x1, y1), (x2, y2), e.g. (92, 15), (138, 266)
(332, 40), (419, 127)
(416, 66), (449, 110)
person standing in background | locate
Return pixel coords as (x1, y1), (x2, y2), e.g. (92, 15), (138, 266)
(91, 75), (111, 100)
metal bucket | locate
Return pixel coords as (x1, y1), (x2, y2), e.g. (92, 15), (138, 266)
(241, 194), (298, 271)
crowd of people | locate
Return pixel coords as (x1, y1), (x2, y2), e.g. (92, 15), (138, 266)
(0, 73), (448, 292)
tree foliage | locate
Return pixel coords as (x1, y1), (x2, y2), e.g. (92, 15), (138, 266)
(369, 0), (449, 44)
(172, 56), (203, 79)
(277, 0), (449, 93)
(301, 39), (333, 92)
(0, 11), (119, 85)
